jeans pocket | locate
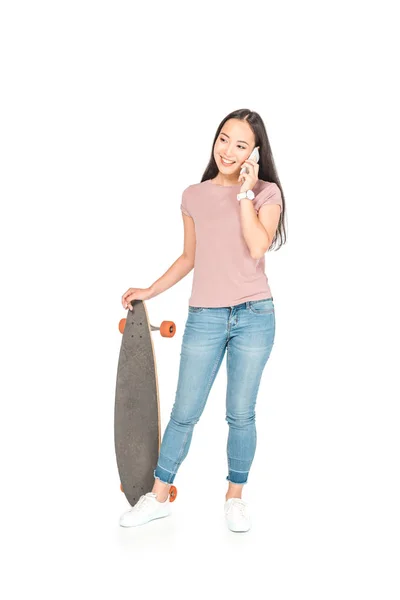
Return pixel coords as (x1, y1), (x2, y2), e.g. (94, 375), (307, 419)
(249, 298), (274, 315)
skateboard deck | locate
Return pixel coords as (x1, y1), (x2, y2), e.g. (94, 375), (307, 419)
(114, 299), (177, 506)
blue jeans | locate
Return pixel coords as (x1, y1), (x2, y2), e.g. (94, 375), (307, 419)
(154, 297), (276, 486)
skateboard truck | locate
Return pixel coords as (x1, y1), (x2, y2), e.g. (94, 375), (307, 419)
(119, 318), (176, 337)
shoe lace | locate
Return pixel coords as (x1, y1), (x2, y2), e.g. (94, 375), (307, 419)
(131, 492), (157, 513)
(226, 498), (248, 518)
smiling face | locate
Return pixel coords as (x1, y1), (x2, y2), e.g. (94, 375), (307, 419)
(213, 118), (256, 182)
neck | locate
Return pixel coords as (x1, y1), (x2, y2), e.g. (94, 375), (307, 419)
(212, 173), (240, 186)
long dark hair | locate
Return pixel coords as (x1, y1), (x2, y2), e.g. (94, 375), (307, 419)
(201, 108), (287, 251)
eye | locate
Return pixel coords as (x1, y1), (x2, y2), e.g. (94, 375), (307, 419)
(220, 137), (246, 150)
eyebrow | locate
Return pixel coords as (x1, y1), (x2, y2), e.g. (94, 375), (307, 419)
(220, 131), (249, 145)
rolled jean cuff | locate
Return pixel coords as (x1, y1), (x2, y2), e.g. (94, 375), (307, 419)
(154, 465), (176, 484)
(226, 470), (249, 485)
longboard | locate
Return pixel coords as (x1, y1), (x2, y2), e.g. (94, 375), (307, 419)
(114, 299), (177, 506)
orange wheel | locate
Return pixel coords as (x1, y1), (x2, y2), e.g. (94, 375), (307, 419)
(160, 321), (176, 338)
(120, 483), (124, 492)
(119, 318), (126, 334)
(169, 485), (178, 502)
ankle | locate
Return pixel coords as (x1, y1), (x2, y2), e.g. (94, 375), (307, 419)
(152, 482), (171, 502)
(225, 494), (242, 501)
(155, 493), (169, 502)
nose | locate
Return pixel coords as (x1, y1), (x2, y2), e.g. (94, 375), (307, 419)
(226, 143), (236, 159)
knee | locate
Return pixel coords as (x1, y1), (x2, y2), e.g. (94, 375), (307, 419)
(170, 412), (199, 428)
(225, 412), (255, 428)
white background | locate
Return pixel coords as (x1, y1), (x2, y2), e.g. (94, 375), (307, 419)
(1, 1), (399, 598)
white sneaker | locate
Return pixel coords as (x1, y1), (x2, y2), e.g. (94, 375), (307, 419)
(224, 498), (251, 532)
(119, 492), (171, 528)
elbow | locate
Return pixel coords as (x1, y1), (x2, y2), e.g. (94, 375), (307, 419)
(251, 246), (268, 260)
(251, 235), (270, 259)
(182, 253), (195, 270)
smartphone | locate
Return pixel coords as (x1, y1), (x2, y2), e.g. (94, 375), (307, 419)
(240, 146), (260, 175)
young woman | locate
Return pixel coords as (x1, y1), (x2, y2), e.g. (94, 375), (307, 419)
(119, 108), (287, 532)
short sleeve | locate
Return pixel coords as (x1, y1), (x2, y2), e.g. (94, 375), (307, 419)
(253, 183), (282, 215)
(180, 188), (192, 217)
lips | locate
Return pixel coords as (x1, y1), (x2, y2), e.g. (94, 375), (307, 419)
(221, 156), (236, 166)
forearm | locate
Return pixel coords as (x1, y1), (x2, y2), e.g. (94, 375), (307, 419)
(239, 199), (270, 259)
(149, 254), (194, 297)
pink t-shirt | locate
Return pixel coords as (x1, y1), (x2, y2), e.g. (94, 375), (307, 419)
(180, 178), (282, 308)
